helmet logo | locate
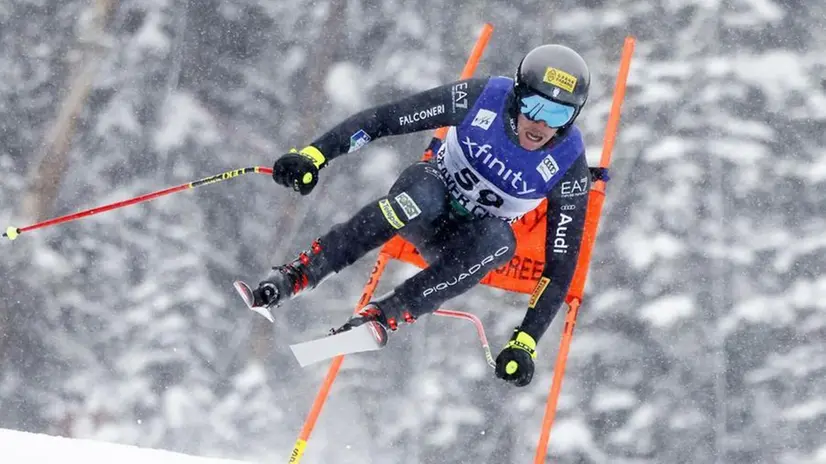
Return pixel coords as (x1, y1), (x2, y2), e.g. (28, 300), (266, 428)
(543, 67), (577, 93)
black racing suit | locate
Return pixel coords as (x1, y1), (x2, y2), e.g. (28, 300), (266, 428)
(300, 77), (589, 344)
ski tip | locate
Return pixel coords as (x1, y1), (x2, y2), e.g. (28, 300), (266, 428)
(233, 280), (275, 323)
(232, 281), (254, 308)
(367, 321), (389, 348)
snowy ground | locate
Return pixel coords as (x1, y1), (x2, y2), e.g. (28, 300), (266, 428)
(0, 428), (250, 464)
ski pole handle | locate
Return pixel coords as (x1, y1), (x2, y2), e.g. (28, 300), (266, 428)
(3, 166), (274, 241)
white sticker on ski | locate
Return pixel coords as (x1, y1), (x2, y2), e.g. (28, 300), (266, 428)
(289, 322), (387, 367)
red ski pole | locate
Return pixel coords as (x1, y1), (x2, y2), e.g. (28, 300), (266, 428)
(3, 166), (273, 241)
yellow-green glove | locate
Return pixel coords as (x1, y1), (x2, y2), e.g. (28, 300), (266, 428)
(495, 328), (536, 387)
(272, 146), (326, 195)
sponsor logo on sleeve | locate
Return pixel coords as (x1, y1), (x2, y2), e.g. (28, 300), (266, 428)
(348, 129), (372, 153)
(536, 154), (560, 182)
(394, 192), (421, 220)
(470, 109), (497, 130)
(528, 276), (551, 309)
(378, 199), (405, 229)
(399, 105), (445, 126)
(451, 82), (468, 113)
(552, 213), (573, 254)
(560, 177), (589, 197)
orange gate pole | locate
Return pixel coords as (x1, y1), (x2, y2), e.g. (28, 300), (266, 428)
(533, 35), (636, 464)
(287, 22), (495, 464)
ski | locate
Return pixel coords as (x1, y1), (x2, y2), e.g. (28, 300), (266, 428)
(233, 280), (275, 323)
(289, 320), (388, 367)
(234, 280), (389, 366)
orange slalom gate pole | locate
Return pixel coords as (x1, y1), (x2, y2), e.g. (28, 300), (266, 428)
(287, 253), (390, 464)
(287, 22), (494, 464)
(533, 35), (636, 464)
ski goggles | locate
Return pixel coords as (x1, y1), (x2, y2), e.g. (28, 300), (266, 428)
(518, 94), (576, 128)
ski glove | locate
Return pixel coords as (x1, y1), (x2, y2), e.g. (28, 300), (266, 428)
(495, 328), (536, 387)
(272, 146), (327, 195)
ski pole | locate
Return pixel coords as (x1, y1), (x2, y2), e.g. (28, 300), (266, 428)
(533, 35), (635, 464)
(433, 309), (495, 368)
(3, 166), (273, 241)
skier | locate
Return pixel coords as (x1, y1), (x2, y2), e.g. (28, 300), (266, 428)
(246, 44), (598, 387)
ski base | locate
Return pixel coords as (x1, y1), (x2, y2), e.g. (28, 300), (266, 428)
(289, 321), (388, 367)
(233, 280), (274, 323)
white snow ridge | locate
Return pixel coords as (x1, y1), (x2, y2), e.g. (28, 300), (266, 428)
(0, 428), (251, 464)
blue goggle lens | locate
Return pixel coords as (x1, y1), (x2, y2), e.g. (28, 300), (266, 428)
(519, 94), (576, 128)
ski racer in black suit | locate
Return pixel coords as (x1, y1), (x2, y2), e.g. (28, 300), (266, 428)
(244, 44), (601, 387)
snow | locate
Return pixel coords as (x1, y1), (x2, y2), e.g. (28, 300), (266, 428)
(668, 409), (706, 430)
(325, 62), (366, 111)
(795, 149), (826, 183)
(775, 235), (826, 272)
(591, 288), (634, 315)
(721, 276), (826, 335)
(616, 229), (686, 270)
(707, 51), (813, 110)
(639, 295), (695, 329)
(789, 277), (826, 311)
(154, 92), (220, 152)
(721, 0), (785, 26)
(710, 117), (775, 141)
(0, 428), (250, 464)
(384, 50), (444, 90)
(720, 295), (796, 335)
(134, 10), (172, 53)
(95, 100), (141, 136)
(550, 7), (629, 32)
(746, 346), (826, 383)
(805, 446), (826, 464)
(550, 418), (596, 453)
(357, 147), (399, 182)
(608, 404), (656, 449)
(31, 246), (73, 275)
(591, 387), (637, 412)
(634, 81), (683, 105)
(708, 137), (768, 164)
(783, 398), (826, 421)
(644, 136), (696, 162)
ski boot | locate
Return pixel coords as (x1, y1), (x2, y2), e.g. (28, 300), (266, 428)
(337, 295), (416, 334)
(234, 239), (332, 322)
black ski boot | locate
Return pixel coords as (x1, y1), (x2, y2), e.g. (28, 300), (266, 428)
(339, 294), (416, 333)
(234, 239), (334, 321)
